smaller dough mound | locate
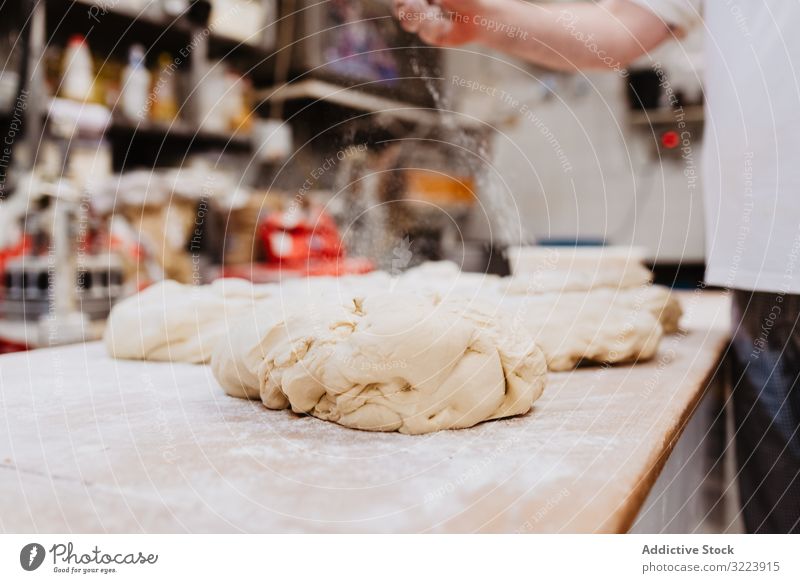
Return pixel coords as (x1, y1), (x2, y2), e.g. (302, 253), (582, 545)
(212, 292), (548, 434)
(499, 290), (664, 372)
(104, 279), (273, 364)
(637, 286), (683, 334)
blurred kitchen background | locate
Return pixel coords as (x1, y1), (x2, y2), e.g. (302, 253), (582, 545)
(0, 0), (704, 350)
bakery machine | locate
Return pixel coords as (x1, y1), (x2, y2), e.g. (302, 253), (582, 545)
(0, 99), (123, 347)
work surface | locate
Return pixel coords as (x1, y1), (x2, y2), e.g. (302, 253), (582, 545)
(0, 292), (731, 533)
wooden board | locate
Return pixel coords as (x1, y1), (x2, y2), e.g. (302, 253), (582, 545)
(0, 292), (731, 533)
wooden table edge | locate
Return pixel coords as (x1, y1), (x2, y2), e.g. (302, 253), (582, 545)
(614, 329), (731, 533)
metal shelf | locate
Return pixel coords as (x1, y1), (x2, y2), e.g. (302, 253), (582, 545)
(62, 0), (274, 62)
(108, 118), (252, 149)
(34, 0), (265, 169)
(257, 78), (484, 130)
(65, 0), (195, 32)
(628, 105), (704, 127)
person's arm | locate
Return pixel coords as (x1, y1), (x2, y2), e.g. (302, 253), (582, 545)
(394, 0), (674, 72)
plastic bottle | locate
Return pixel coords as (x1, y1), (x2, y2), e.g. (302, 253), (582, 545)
(198, 62), (228, 133)
(61, 35), (95, 102)
(225, 74), (253, 133)
(150, 53), (179, 124)
(121, 44), (151, 121)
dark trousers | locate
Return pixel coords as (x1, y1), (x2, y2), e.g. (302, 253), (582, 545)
(731, 290), (800, 533)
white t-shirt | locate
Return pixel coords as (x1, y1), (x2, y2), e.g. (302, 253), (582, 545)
(632, 0), (800, 294)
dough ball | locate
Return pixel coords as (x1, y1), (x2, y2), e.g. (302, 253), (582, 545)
(500, 289), (664, 372)
(637, 285), (683, 334)
(212, 292), (548, 434)
(104, 279), (273, 363)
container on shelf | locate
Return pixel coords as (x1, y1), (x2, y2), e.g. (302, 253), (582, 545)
(149, 53), (179, 124)
(120, 44), (151, 121)
(60, 35), (95, 103)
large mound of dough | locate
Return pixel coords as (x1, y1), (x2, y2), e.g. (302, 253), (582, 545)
(211, 292), (548, 434)
(104, 263), (681, 377)
(103, 261), (682, 433)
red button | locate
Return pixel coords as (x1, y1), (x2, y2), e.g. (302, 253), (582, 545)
(661, 130), (680, 149)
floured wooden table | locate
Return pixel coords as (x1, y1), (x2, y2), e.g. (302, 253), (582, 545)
(0, 292), (731, 533)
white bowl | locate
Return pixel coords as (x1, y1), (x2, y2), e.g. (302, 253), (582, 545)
(507, 245), (647, 276)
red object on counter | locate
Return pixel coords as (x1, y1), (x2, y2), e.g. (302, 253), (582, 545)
(0, 235), (30, 353)
(260, 207), (345, 266)
(225, 207), (375, 282)
(0, 235), (30, 281)
(0, 338), (28, 354)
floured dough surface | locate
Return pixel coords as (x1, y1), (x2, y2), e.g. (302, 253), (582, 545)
(637, 285), (683, 334)
(499, 290), (664, 371)
(103, 278), (273, 363)
(212, 292), (547, 434)
(394, 262), (679, 372)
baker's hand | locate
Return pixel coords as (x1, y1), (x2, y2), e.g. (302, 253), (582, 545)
(393, 0), (486, 46)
